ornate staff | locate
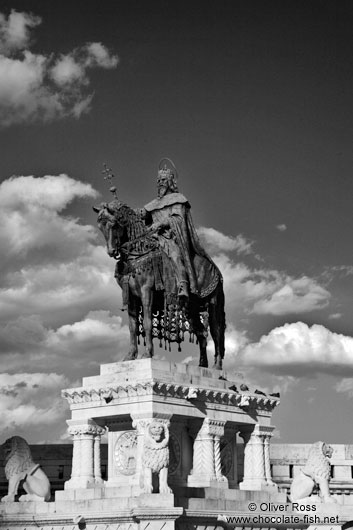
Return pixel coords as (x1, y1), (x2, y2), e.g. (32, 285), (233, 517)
(102, 163), (118, 198)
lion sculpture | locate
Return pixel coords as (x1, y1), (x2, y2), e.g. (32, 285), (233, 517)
(290, 441), (336, 503)
(1, 436), (51, 502)
(141, 421), (171, 494)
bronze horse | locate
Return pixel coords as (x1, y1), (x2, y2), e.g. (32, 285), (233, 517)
(93, 200), (226, 368)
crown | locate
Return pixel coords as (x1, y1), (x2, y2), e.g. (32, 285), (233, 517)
(158, 165), (173, 179)
(157, 158), (178, 182)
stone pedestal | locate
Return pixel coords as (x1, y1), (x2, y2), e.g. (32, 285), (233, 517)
(4, 360), (353, 529)
(61, 359), (279, 498)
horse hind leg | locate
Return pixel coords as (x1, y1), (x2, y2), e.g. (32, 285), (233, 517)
(196, 328), (208, 368)
(189, 309), (208, 368)
(209, 290), (226, 370)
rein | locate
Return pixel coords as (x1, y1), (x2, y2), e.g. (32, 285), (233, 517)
(119, 227), (158, 252)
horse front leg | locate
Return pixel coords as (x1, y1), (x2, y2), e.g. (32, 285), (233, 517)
(123, 304), (138, 361)
(140, 285), (154, 359)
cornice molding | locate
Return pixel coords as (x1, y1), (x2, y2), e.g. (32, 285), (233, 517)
(62, 381), (279, 412)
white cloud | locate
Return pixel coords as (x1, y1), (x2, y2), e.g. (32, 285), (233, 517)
(0, 10), (41, 54)
(214, 254), (330, 317)
(198, 227), (254, 255)
(322, 265), (353, 285)
(0, 173), (97, 211)
(0, 174), (129, 378)
(329, 313), (342, 320)
(0, 175), (98, 266)
(239, 322), (353, 376)
(50, 43), (118, 87)
(0, 372), (69, 442)
(84, 42), (119, 68)
(0, 311), (129, 379)
(335, 378), (353, 396)
(276, 224), (287, 232)
(0, 10), (118, 126)
(46, 310), (129, 362)
(51, 55), (87, 87)
(252, 277), (330, 315)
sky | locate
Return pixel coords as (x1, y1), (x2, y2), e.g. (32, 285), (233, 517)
(0, 0), (353, 446)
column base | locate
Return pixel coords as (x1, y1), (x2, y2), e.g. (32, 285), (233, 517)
(187, 475), (228, 488)
(64, 477), (96, 489)
(239, 479), (278, 492)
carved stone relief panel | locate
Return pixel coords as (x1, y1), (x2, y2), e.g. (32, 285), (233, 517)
(114, 431), (138, 476)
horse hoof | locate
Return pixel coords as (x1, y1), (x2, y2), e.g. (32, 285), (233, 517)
(140, 352), (153, 359)
(122, 353), (137, 361)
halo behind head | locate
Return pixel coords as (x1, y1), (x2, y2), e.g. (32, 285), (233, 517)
(157, 158), (178, 192)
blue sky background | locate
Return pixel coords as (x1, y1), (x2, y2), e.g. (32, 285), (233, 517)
(0, 0), (353, 445)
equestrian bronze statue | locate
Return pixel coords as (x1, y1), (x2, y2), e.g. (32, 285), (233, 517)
(93, 159), (226, 368)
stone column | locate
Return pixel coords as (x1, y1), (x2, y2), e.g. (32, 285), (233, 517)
(68, 428), (82, 485)
(239, 424), (277, 491)
(239, 430), (252, 486)
(188, 418), (227, 487)
(65, 419), (105, 489)
(214, 430), (228, 483)
(94, 426), (106, 484)
(263, 429), (277, 487)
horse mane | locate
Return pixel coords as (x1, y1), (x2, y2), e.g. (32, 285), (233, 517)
(107, 200), (147, 243)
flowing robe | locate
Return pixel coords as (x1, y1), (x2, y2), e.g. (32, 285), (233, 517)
(144, 192), (221, 298)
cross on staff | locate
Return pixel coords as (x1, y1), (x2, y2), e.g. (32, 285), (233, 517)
(102, 163), (118, 198)
(102, 163), (115, 183)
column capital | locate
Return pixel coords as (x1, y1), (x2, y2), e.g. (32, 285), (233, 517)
(193, 418), (226, 438)
(131, 415), (172, 433)
(67, 418), (106, 437)
(253, 424), (276, 437)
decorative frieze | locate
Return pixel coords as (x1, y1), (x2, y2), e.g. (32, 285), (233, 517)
(62, 382), (279, 412)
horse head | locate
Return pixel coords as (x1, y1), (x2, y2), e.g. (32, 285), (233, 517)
(93, 202), (124, 259)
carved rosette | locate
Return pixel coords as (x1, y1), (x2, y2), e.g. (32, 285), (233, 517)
(114, 431), (138, 476)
